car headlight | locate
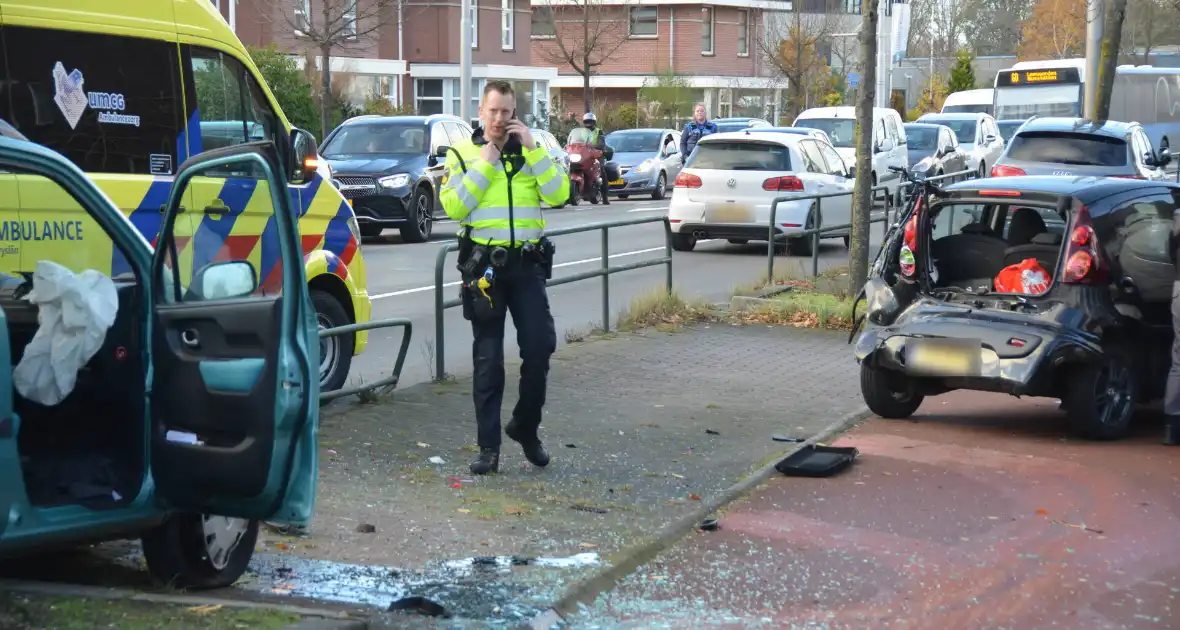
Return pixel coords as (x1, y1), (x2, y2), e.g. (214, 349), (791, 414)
(633, 159), (654, 174)
(569, 153), (582, 163)
(377, 174), (410, 188)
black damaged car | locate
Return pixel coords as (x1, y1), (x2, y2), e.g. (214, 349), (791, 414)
(854, 170), (1180, 439)
(321, 114), (473, 242)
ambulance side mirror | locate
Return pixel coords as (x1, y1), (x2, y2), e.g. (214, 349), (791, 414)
(291, 128), (319, 185)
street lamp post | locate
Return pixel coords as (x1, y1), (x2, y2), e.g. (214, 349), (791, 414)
(460, 0), (473, 123)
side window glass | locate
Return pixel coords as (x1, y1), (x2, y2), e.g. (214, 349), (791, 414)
(819, 143), (845, 176)
(187, 47), (278, 156)
(441, 122), (464, 148)
(800, 141), (827, 173)
(931, 204), (987, 239)
(429, 123), (448, 155)
(4, 26), (183, 175)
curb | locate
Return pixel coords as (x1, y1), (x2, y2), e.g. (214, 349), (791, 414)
(0, 579), (360, 626)
(532, 405), (873, 627)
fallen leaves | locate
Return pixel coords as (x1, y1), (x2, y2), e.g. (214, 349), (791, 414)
(687, 493), (702, 501)
(188, 604), (223, 615)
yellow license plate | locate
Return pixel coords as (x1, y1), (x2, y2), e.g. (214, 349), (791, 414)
(904, 338), (982, 377)
(708, 203), (753, 222)
(609, 179), (624, 186)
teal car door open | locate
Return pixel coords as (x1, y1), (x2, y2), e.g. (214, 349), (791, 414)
(149, 141), (318, 523)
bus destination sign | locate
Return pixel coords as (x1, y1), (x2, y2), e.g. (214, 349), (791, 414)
(995, 67), (1082, 87)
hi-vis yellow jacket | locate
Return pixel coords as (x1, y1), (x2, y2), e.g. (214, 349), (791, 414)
(440, 140), (569, 246)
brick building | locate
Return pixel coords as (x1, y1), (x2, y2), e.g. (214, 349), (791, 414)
(211, 0), (557, 124)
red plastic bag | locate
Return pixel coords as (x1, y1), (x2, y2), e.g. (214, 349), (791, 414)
(994, 258), (1051, 295)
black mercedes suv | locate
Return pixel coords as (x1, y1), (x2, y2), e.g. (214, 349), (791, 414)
(321, 114), (473, 242)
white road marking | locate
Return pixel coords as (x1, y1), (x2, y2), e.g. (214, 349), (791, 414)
(371, 245), (668, 300)
(628, 206), (669, 213)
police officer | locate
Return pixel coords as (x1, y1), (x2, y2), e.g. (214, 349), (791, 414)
(440, 80), (571, 474)
(581, 112), (611, 205)
(679, 103), (718, 162)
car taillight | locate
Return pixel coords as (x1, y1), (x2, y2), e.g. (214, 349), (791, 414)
(675, 173), (702, 188)
(991, 164), (1026, 177)
(762, 175), (804, 191)
(899, 195), (923, 279)
(1061, 205), (1108, 285)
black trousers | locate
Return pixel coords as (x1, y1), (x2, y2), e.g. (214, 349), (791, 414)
(471, 261), (557, 449)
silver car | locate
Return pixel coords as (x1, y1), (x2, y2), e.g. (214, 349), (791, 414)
(989, 117), (1173, 181)
(605, 128), (684, 200)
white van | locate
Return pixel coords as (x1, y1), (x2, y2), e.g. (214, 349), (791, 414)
(941, 89), (994, 115)
(792, 106), (909, 203)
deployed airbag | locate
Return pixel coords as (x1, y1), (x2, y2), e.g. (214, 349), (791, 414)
(13, 260), (119, 406)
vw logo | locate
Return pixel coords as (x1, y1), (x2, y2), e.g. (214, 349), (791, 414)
(727, 178), (737, 188)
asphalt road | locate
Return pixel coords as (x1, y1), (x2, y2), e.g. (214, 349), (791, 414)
(347, 196), (890, 389)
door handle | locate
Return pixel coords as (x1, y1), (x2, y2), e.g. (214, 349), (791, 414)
(181, 329), (200, 348)
(159, 205), (187, 214)
(204, 205), (229, 217)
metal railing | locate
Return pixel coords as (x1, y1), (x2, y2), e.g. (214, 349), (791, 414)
(765, 169), (976, 281)
(319, 318), (413, 402)
(432, 216), (673, 379)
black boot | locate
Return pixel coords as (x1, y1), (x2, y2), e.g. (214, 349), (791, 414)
(1165, 415), (1180, 446)
(469, 448), (500, 475)
(505, 420), (550, 467)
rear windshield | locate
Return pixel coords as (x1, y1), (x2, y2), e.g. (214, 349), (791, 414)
(685, 141), (791, 171)
(792, 118), (855, 148)
(1006, 131), (1128, 166)
(997, 121), (1023, 142)
(905, 127), (940, 150)
(942, 104), (992, 114)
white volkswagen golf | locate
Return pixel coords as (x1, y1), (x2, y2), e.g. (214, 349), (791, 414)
(668, 131), (855, 256)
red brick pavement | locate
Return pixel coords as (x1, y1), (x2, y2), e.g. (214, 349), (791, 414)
(578, 392), (1180, 629)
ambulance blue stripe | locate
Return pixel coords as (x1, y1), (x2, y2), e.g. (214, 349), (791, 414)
(190, 178), (256, 273)
(113, 180), (172, 277)
(321, 202), (354, 273)
(186, 108), (204, 157)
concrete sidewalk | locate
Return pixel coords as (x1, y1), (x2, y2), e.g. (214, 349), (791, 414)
(252, 324), (866, 623)
(572, 391), (1180, 629)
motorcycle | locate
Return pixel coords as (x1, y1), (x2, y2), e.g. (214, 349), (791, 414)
(565, 127), (613, 206)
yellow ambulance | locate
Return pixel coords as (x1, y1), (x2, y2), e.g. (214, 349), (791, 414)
(0, 0), (372, 391)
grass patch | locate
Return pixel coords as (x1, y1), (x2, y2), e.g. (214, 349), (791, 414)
(616, 290), (715, 332)
(734, 261), (852, 298)
(0, 592), (299, 630)
(740, 291), (855, 331)
(564, 322), (605, 344)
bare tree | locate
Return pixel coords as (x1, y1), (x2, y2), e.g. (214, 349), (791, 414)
(534, 0), (632, 113)
(1121, 0), (1180, 62)
(958, 0), (1035, 56)
(282, 0), (402, 138)
(1095, 0), (1129, 121)
(850, 0), (879, 298)
(908, 0), (970, 58)
(760, 10), (836, 121)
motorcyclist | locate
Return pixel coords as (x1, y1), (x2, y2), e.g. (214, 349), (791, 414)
(581, 112), (611, 205)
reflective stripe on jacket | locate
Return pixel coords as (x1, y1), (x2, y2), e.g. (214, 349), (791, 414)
(440, 140), (570, 246)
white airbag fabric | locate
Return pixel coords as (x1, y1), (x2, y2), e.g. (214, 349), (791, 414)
(13, 260), (119, 406)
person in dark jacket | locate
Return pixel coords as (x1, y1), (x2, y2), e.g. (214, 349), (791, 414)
(1166, 213), (1180, 445)
(679, 103), (718, 162)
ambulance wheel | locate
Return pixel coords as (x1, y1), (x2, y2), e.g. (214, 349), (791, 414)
(142, 515), (258, 589)
(313, 290), (353, 394)
(400, 188), (433, 243)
